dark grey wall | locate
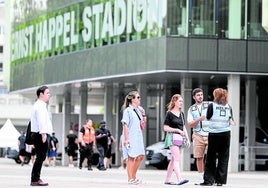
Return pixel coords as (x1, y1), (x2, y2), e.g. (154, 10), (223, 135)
(248, 41), (268, 73)
(11, 38), (166, 91)
(10, 37), (268, 91)
(166, 37), (268, 73)
(218, 40), (247, 72)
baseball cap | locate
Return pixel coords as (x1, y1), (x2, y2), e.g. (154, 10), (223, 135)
(99, 120), (106, 126)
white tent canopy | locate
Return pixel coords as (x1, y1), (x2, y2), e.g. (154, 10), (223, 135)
(0, 119), (20, 149)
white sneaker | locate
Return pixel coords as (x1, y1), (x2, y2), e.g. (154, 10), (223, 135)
(68, 164), (74, 168)
(199, 172), (204, 182)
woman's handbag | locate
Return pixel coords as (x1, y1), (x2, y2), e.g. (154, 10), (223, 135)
(172, 133), (183, 146)
(164, 132), (172, 148)
(25, 121), (35, 145)
(172, 133), (188, 148)
(172, 112), (188, 147)
(140, 120), (145, 130)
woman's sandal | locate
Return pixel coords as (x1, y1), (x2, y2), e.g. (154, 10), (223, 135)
(178, 179), (189, 185)
(128, 179), (142, 185)
(164, 182), (177, 185)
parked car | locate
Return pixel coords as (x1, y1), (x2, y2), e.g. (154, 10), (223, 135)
(145, 141), (170, 169)
(145, 140), (196, 170)
(146, 127), (268, 171)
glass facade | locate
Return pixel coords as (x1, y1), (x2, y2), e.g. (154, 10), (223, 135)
(166, 0), (268, 40)
(10, 0), (166, 66)
(190, 0), (217, 37)
(247, 0), (268, 39)
(10, 0), (268, 67)
(8, 0), (268, 92)
(167, 0), (229, 38)
(166, 0), (187, 36)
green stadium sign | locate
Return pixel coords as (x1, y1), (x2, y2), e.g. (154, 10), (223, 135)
(11, 0), (166, 64)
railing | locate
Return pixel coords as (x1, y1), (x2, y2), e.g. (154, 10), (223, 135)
(239, 145), (268, 171)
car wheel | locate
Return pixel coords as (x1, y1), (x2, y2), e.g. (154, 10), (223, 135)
(155, 158), (169, 170)
(265, 161), (268, 170)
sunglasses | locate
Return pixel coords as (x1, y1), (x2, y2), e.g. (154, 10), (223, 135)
(134, 96), (140, 99)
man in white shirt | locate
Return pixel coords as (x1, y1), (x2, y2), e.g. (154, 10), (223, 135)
(187, 88), (210, 181)
(30, 86), (53, 186)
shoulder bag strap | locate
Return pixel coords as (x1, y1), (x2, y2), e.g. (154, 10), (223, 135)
(133, 109), (141, 120)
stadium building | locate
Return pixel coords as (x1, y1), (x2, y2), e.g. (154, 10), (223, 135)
(4, 0), (268, 171)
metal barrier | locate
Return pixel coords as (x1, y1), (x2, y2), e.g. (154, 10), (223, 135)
(239, 145), (268, 171)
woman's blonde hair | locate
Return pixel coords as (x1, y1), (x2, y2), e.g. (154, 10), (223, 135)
(121, 91), (139, 111)
(167, 94), (182, 111)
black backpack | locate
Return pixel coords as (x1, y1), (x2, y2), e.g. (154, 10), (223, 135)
(25, 121), (34, 145)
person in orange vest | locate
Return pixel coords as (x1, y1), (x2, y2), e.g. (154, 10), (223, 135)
(78, 119), (96, 170)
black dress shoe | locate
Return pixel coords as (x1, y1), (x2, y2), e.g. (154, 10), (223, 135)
(199, 182), (213, 186)
(216, 183), (223, 186)
(98, 167), (106, 171)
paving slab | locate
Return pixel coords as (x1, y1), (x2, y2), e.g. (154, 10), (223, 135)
(0, 158), (267, 188)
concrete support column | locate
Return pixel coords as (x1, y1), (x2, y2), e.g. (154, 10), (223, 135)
(62, 84), (72, 166)
(159, 84), (166, 141)
(245, 80), (257, 171)
(77, 82), (88, 167)
(227, 75), (240, 172)
(79, 82), (88, 129)
(156, 84), (164, 141)
(104, 84), (116, 166)
(104, 83), (114, 131)
(114, 84), (125, 166)
(181, 77), (192, 171)
(138, 83), (147, 169)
